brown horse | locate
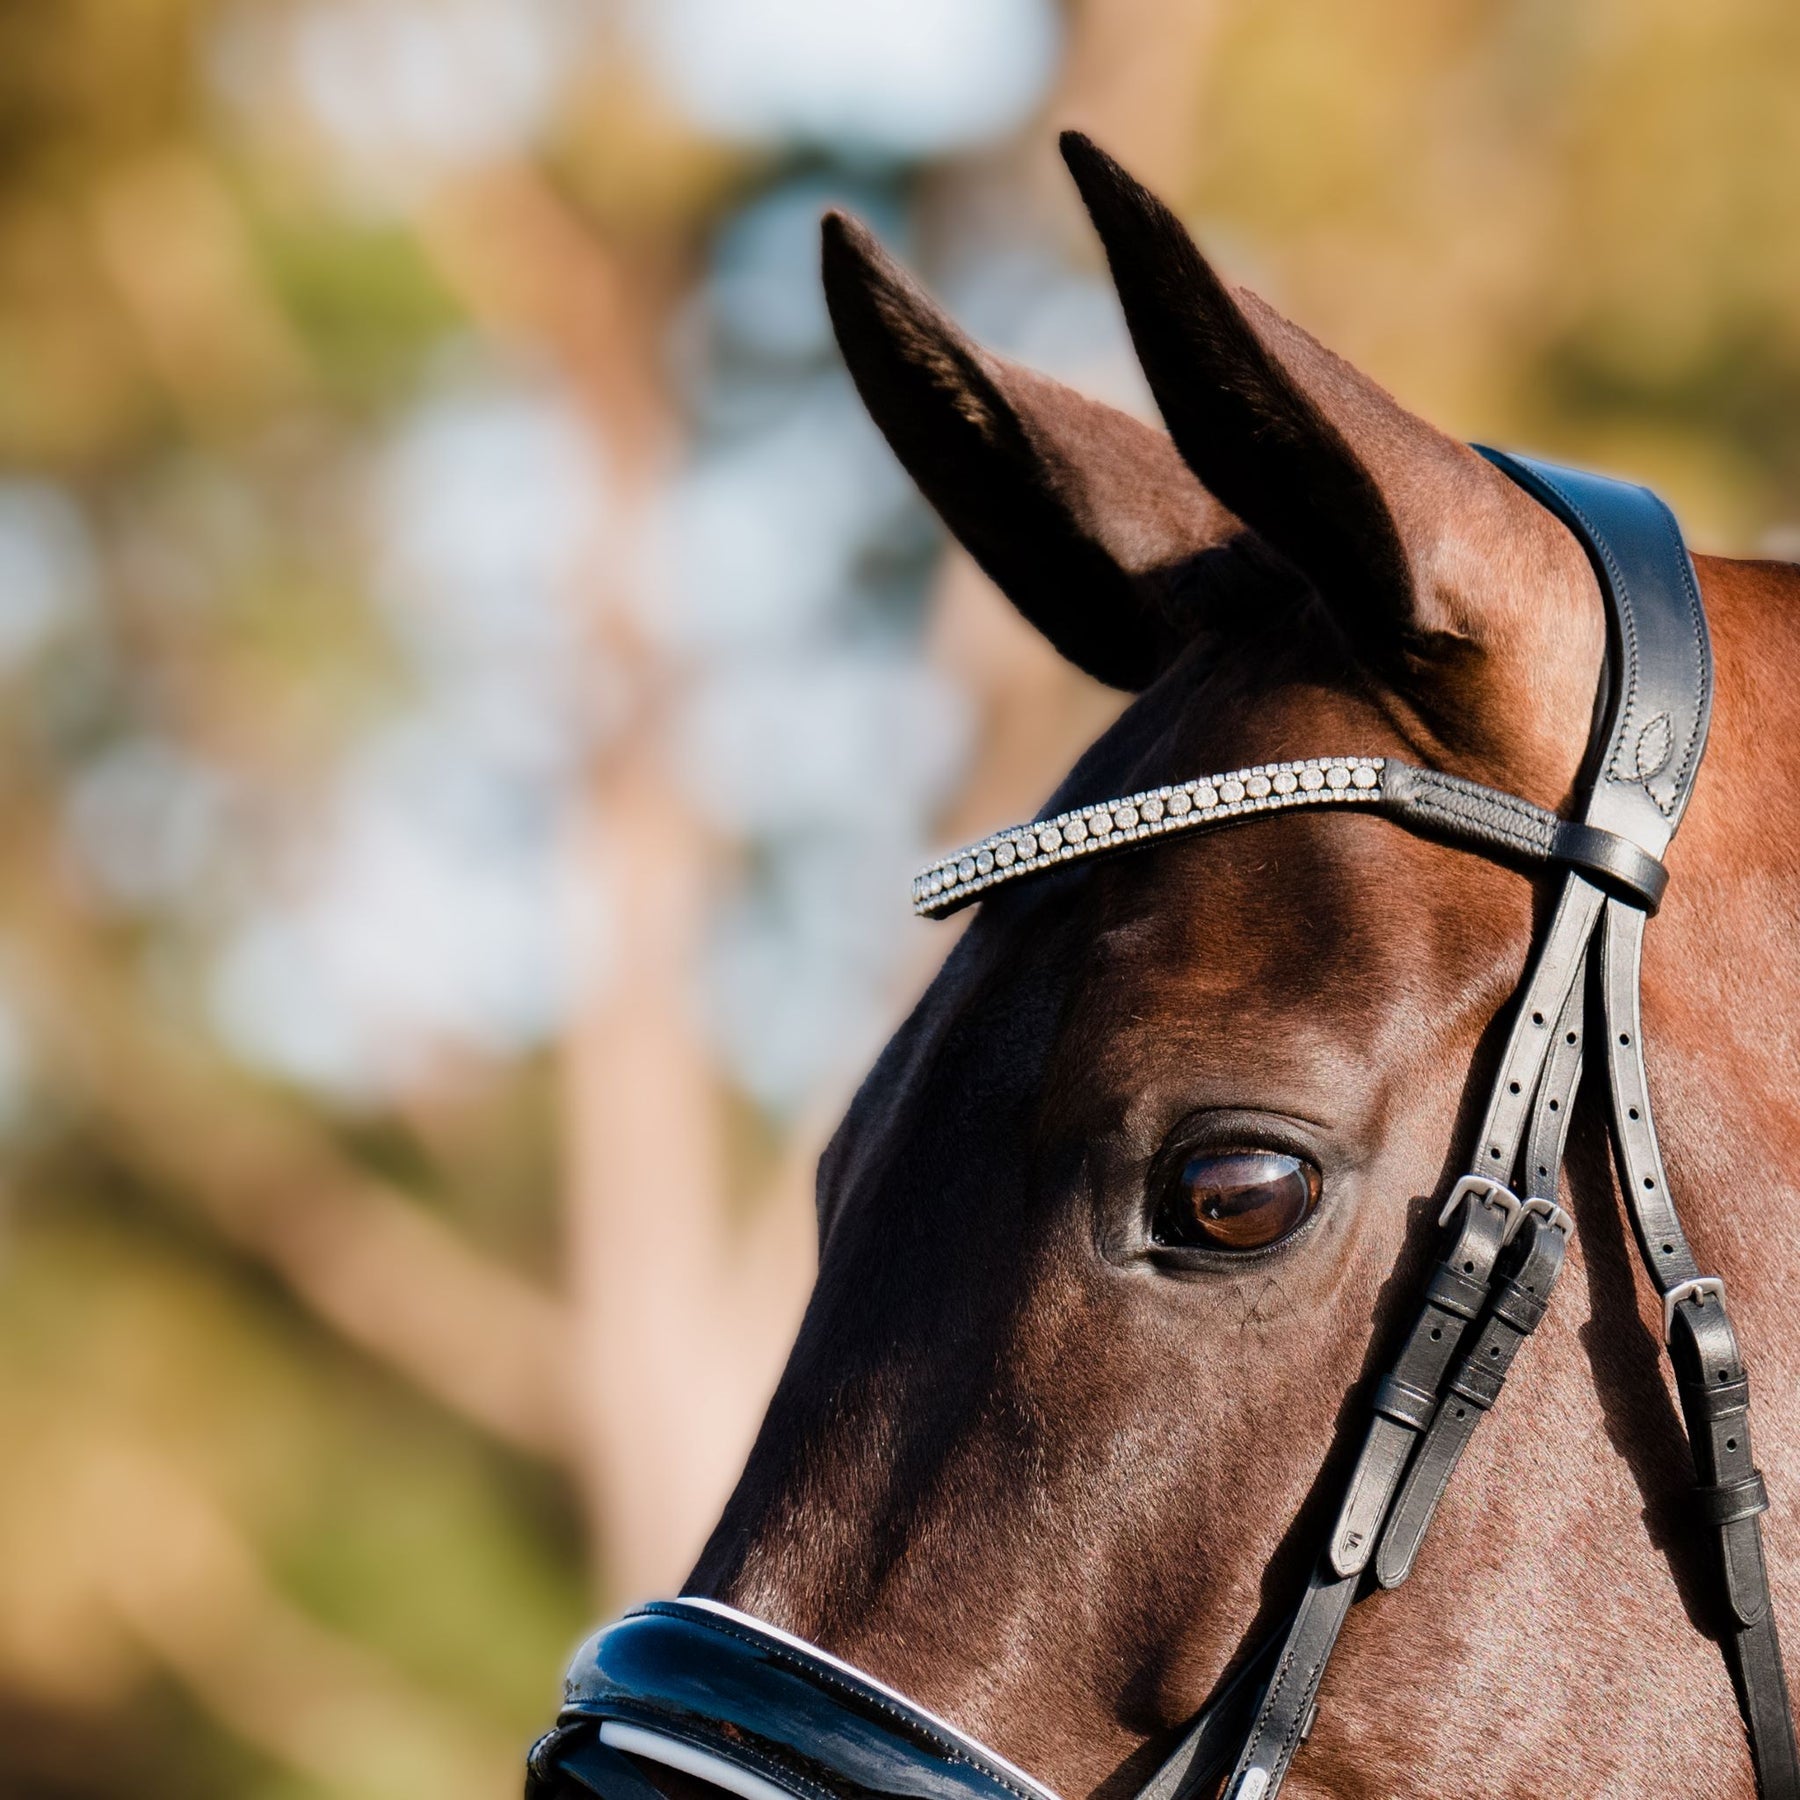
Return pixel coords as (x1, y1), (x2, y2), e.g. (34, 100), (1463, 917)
(682, 134), (1800, 1798)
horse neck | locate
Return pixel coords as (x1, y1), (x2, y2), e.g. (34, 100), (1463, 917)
(1654, 556), (1800, 1235)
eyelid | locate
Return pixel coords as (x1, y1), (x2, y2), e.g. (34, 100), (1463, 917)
(1143, 1114), (1326, 1199)
(1147, 1103), (1333, 1165)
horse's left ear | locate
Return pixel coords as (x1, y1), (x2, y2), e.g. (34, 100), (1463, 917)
(822, 210), (1247, 691)
(1060, 132), (1603, 783)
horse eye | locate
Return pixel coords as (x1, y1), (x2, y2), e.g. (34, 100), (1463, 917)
(1151, 1149), (1321, 1252)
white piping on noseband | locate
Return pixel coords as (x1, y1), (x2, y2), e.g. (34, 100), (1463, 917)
(599, 1722), (799, 1800)
(674, 1596), (1062, 1800)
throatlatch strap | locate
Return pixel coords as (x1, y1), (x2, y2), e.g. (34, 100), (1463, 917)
(1600, 899), (1800, 1799)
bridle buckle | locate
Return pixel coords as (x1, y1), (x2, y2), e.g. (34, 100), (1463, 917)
(1662, 1275), (1726, 1344)
(1437, 1173), (1521, 1232)
(1511, 1195), (1574, 1243)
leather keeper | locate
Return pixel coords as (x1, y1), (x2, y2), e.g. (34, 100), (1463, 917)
(1682, 1372), (1751, 1423)
(1549, 820), (1668, 913)
(1698, 1471), (1770, 1527)
(1373, 1374), (1437, 1433)
(1424, 1265), (1489, 1321)
(1448, 1360), (1505, 1410)
(1489, 1278), (1548, 1334)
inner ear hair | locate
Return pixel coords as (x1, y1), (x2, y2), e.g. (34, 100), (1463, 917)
(822, 210), (1243, 691)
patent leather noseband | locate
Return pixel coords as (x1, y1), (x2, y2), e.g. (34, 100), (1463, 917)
(528, 453), (1799, 1800)
(531, 1599), (1061, 1800)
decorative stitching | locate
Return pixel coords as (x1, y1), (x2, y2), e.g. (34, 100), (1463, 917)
(1648, 493), (1710, 812)
(1385, 770), (1560, 858)
(1242, 1635), (1304, 1771)
(1527, 466), (1705, 821)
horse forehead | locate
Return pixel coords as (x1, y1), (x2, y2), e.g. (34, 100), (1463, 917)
(838, 805), (1508, 1193)
(1079, 804), (1496, 1003)
(826, 670), (1518, 1205)
(1023, 813), (1504, 1125)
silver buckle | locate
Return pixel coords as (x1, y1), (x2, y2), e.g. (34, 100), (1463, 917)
(1663, 1275), (1726, 1344)
(1512, 1195), (1574, 1243)
(1438, 1173), (1522, 1232)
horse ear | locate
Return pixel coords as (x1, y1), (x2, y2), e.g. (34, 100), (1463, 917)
(1058, 132), (1601, 757)
(822, 211), (1244, 692)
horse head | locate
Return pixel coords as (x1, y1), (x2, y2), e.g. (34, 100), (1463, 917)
(620, 137), (1800, 1798)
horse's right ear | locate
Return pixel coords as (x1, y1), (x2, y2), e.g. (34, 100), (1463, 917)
(822, 212), (1241, 692)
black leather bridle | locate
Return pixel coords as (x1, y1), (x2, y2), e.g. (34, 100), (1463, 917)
(527, 454), (1798, 1800)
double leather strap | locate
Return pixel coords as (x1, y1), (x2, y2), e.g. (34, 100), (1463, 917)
(527, 454), (1798, 1800)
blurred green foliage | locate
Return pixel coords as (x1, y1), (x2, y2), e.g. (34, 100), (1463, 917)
(4, 2), (1800, 1797)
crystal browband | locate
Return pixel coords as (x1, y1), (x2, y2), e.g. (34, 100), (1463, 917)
(914, 755), (1382, 918)
(913, 755), (1671, 920)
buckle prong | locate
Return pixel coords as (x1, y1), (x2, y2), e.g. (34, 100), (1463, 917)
(1438, 1173), (1522, 1232)
(1513, 1195), (1574, 1243)
(1663, 1275), (1725, 1344)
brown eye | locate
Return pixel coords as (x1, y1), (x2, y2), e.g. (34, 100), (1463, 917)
(1151, 1149), (1321, 1252)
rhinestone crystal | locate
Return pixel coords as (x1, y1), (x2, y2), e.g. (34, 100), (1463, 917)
(912, 754), (1386, 915)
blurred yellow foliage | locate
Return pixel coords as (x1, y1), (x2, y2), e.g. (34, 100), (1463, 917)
(2, 3), (1798, 1797)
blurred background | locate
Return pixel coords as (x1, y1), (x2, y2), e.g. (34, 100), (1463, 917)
(4, 0), (1800, 1794)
